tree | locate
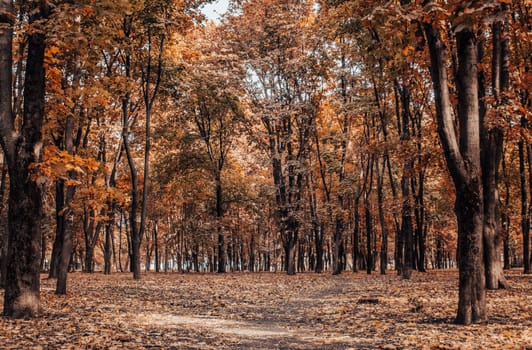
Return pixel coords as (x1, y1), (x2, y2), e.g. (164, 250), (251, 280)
(481, 4), (510, 288)
(422, 1), (486, 324)
(228, 0), (325, 274)
(0, 0), (49, 317)
(177, 26), (245, 273)
(119, 0), (178, 280)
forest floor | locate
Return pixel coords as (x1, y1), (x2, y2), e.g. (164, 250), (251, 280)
(0, 270), (530, 349)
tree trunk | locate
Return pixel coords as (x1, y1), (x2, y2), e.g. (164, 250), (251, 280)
(121, 17), (141, 280)
(145, 223), (152, 272)
(365, 200), (373, 275)
(400, 163), (414, 279)
(215, 176), (226, 273)
(284, 228), (298, 275)
(332, 215), (344, 275)
(85, 245), (94, 274)
(2, 0), (48, 317)
(480, 13), (509, 289)
(314, 223), (324, 273)
(118, 212), (124, 273)
(83, 212), (102, 273)
(455, 26), (487, 325)
(526, 143), (532, 273)
(56, 185), (74, 294)
(104, 213), (114, 275)
(424, 18), (486, 324)
(376, 158), (388, 275)
(0, 162), (7, 287)
(397, 81), (414, 280)
(521, 140), (531, 274)
(0, 0), (10, 288)
(352, 197), (360, 272)
(56, 115), (76, 294)
(308, 172), (323, 273)
(154, 223), (160, 273)
(49, 180), (65, 279)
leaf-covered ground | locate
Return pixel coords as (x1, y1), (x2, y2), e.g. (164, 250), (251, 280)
(0, 270), (530, 349)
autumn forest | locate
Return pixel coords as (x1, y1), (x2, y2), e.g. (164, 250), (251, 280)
(0, 0), (531, 347)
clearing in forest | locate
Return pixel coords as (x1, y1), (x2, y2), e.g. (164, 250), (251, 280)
(0, 270), (530, 349)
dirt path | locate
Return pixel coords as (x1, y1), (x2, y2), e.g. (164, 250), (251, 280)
(1, 270), (530, 349)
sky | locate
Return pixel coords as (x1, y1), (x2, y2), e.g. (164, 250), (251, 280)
(201, 0), (230, 22)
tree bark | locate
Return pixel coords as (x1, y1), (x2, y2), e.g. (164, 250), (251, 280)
(0, 161), (7, 287)
(352, 197), (360, 272)
(2, 0), (48, 317)
(49, 180), (65, 279)
(526, 144), (532, 274)
(398, 82), (414, 280)
(120, 16), (142, 280)
(481, 15), (509, 289)
(455, 26), (487, 325)
(424, 17), (486, 324)
(332, 215), (344, 275)
(56, 184), (74, 294)
(520, 140), (531, 274)
(215, 176), (226, 273)
(154, 223), (160, 272)
(56, 115), (76, 294)
(376, 158), (388, 275)
(104, 213), (114, 275)
(284, 225), (298, 275)
(0, 0), (12, 290)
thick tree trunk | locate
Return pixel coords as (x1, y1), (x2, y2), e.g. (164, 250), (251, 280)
(424, 18), (486, 324)
(0, 0), (12, 289)
(0, 1), (48, 317)
(2, 2), (47, 316)
(455, 183), (486, 324)
(454, 27), (487, 325)
(4, 168), (43, 317)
